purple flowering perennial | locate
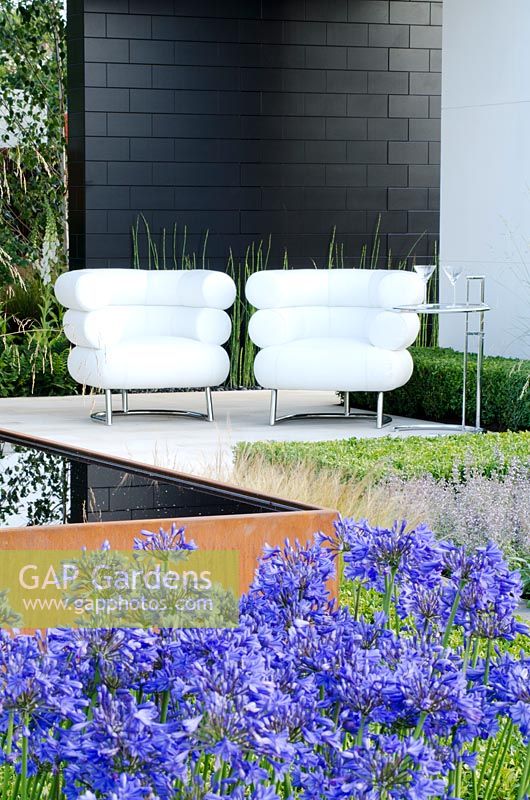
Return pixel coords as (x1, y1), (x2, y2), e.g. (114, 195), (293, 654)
(0, 521), (528, 799)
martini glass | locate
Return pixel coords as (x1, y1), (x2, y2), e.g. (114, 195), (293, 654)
(443, 265), (463, 305)
(413, 263), (436, 305)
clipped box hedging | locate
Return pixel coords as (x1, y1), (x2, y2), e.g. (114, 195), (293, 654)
(235, 431), (530, 482)
(348, 347), (530, 432)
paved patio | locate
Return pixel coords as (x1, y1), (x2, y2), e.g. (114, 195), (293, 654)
(0, 390), (444, 475)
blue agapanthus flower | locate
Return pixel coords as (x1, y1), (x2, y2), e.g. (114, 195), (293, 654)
(334, 518), (441, 593)
(337, 734), (446, 799)
(0, 519), (528, 798)
(134, 522), (197, 552)
(488, 652), (530, 742)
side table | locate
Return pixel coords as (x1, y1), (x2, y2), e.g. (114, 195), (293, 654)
(390, 276), (490, 434)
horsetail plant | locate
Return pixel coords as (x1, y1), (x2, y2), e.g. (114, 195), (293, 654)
(130, 215), (439, 388)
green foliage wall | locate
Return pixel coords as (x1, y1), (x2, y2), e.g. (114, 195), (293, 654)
(0, 0), (69, 397)
(0, 0), (66, 279)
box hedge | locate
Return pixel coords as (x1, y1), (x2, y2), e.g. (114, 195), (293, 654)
(235, 431), (530, 483)
(347, 347), (530, 432)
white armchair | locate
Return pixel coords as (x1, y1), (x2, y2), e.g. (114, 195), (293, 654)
(245, 268), (424, 427)
(55, 268), (236, 425)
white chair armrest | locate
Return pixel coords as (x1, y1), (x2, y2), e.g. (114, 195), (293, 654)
(368, 311), (420, 351)
(63, 307), (231, 348)
(248, 308), (301, 347)
(375, 271), (424, 307)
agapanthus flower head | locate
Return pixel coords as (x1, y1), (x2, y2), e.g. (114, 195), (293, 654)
(134, 523), (197, 552)
(337, 518), (441, 593)
(489, 652), (530, 743)
(61, 685), (182, 800)
(47, 627), (159, 693)
(241, 537), (335, 628)
(383, 638), (483, 738)
(80, 773), (154, 800)
(439, 540), (528, 640)
(0, 634), (84, 718)
(398, 582), (445, 630)
(338, 734), (446, 799)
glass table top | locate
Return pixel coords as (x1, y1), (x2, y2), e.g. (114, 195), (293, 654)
(390, 302), (490, 314)
(0, 429), (308, 529)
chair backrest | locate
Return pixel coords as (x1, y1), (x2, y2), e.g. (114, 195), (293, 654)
(55, 269), (236, 348)
(246, 268), (423, 309)
(55, 268), (236, 311)
(246, 269), (423, 350)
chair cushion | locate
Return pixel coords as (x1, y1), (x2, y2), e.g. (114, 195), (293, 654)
(253, 338), (413, 392)
(68, 337), (230, 390)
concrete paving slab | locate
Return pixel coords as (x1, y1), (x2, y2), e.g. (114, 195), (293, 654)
(0, 390), (454, 476)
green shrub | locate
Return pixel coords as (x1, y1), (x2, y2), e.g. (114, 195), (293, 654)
(235, 431), (530, 482)
(0, 274), (77, 398)
(346, 346), (530, 432)
(0, 328), (75, 397)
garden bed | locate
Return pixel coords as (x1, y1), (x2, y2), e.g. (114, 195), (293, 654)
(236, 431), (530, 482)
(233, 432), (530, 602)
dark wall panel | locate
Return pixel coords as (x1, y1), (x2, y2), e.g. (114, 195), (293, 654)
(67, 0), (442, 270)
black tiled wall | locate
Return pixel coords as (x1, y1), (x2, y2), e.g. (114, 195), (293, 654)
(67, 0), (441, 270)
(70, 464), (291, 522)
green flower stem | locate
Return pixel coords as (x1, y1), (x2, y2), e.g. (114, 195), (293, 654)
(32, 772), (47, 800)
(2, 712), (13, 800)
(220, 760), (230, 786)
(28, 773), (41, 800)
(454, 761), (463, 798)
(20, 715), (28, 800)
(353, 582), (362, 622)
(471, 637), (481, 668)
(356, 719), (365, 747)
(160, 689), (170, 723)
(476, 735), (493, 792)
(471, 763), (479, 800)
(393, 584), (400, 636)
(383, 569), (397, 624)
(517, 740), (530, 800)
(413, 711), (427, 740)
(202, 753), (212, 783)
(442, 582), (464, 648)
(483, 718), (514, 800)
(483, 639), (493, 686)
(462, 635), (474, 677)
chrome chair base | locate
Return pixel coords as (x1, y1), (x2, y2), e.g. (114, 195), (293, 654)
(269, 390), (391, 429)
(91, 388), (215, 426)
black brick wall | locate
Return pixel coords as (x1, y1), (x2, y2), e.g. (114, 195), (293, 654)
(67, 0), (442, 270)
(69, 463), (296, 522)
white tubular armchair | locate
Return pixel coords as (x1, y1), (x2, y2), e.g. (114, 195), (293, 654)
(245, 268), (424, 427)
(55, 268), (236, 425)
